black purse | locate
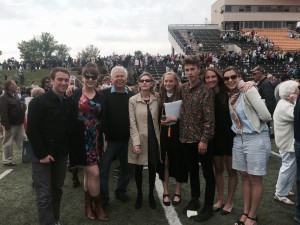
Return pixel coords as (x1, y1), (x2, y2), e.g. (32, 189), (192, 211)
(22, 140), (39, 163)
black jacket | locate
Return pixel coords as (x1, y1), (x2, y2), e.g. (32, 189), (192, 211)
(0, 92), (25, 130)
(294, 95), (300, 142)
(257, 77), (277, 116)
(26, 90), (75, 160)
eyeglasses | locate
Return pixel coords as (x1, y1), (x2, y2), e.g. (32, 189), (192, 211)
(139, 79), (151, 83)
(223, 74), (238, 81)
(84, 74), (97, 80)
(252, 72), (260, 76)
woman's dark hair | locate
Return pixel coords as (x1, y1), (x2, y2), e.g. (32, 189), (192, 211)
(203, 67), (228, 93)
(82, 62), (99, 77)
(41, 76), (50, 89)
(222, 66), (241, 79)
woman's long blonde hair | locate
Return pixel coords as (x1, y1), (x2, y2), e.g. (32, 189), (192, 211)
(159, 71), (181, 110)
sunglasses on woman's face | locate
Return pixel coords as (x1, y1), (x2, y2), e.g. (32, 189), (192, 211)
(223, 74), (238, 81)
(84, 74), (97, 80)
(139, 79), (151, 83)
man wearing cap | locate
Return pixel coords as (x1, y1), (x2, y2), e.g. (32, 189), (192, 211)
(251, 66), (277, 116)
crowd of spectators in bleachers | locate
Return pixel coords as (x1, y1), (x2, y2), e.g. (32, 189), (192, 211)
(288, 30), (300, 39)
(220, 30), (274, 50)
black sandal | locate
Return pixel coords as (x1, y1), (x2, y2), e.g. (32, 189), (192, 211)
(172, 193), (181, 205)
(163, 194), (171, 206)
(247, 216), (258, 224)
(234, 213), (248, 225)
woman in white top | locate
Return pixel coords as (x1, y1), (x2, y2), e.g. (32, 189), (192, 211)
(223, 66), (271, 225)
(273, 80), (299, 205)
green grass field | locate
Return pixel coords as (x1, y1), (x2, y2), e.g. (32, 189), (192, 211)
(0, 69), (51, 87)
(0, 70), (296, 224)
(0, 138), (296, 225)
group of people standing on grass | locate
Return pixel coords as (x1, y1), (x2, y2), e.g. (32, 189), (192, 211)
(2, 54), (299, 225)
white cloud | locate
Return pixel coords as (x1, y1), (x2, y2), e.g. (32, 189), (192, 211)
(0, 0), (214, 61)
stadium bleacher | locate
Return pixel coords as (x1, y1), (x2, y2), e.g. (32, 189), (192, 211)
(166, 26), (299, 81)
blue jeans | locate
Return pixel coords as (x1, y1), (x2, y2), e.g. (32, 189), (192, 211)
(294, 141), (300, 223)
(100, 141), (132, 203)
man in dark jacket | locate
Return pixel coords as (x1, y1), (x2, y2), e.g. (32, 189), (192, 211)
(27, 67), (75, 225)
(251, 66), (277, 116)
(251, 66), (277, 138)
(100, 66), (134, 205)
(0, 80), (25, 166)
(294, 94), (300, 223)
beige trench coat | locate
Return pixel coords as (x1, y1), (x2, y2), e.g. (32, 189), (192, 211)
(128, 93), (161, 165)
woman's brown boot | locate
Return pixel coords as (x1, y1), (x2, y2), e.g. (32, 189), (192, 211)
(92, 194), (109, 222)
(84, 191), (96, 220)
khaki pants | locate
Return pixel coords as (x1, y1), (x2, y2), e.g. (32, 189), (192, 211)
(2, 124), (26, 164)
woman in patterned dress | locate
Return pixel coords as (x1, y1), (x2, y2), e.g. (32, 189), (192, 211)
(69, 62), (108, 222)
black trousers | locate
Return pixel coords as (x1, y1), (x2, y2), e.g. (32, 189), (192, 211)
(134, 165), (156, 195)
(181, 142), (215, 208)
(32, 156), (68, 225)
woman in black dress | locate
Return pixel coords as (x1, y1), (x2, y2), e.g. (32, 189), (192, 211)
(203, 67), (238, 215)
(157, 71), (188, 206)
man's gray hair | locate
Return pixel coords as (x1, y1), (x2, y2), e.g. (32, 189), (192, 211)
(279, 80), (299, 99)
(111, 66), (128, 78)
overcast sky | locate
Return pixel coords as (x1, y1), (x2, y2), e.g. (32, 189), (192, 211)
(0, 0), (216, 61)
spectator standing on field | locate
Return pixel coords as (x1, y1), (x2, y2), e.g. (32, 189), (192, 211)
(100, 66), (134, 206)
(179, 56), (215, 223)
(0, 80), (25, 166)
(274, 80), (299, 205)
(27, 67), (75, 225)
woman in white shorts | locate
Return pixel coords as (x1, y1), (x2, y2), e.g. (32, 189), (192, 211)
(222, 66), (272, 225)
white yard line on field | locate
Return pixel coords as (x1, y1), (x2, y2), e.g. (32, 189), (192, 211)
(154, 150), (280, 225)
(0, 169), (13, 180)
(155, 174), (183, 225)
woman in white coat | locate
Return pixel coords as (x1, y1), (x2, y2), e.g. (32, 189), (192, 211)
(273, 80), (299, 205)
(128, 72), (161, 209)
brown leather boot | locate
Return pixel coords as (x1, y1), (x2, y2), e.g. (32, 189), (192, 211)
(92, 194), (109, 222)
(84, 191), (96, 220)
